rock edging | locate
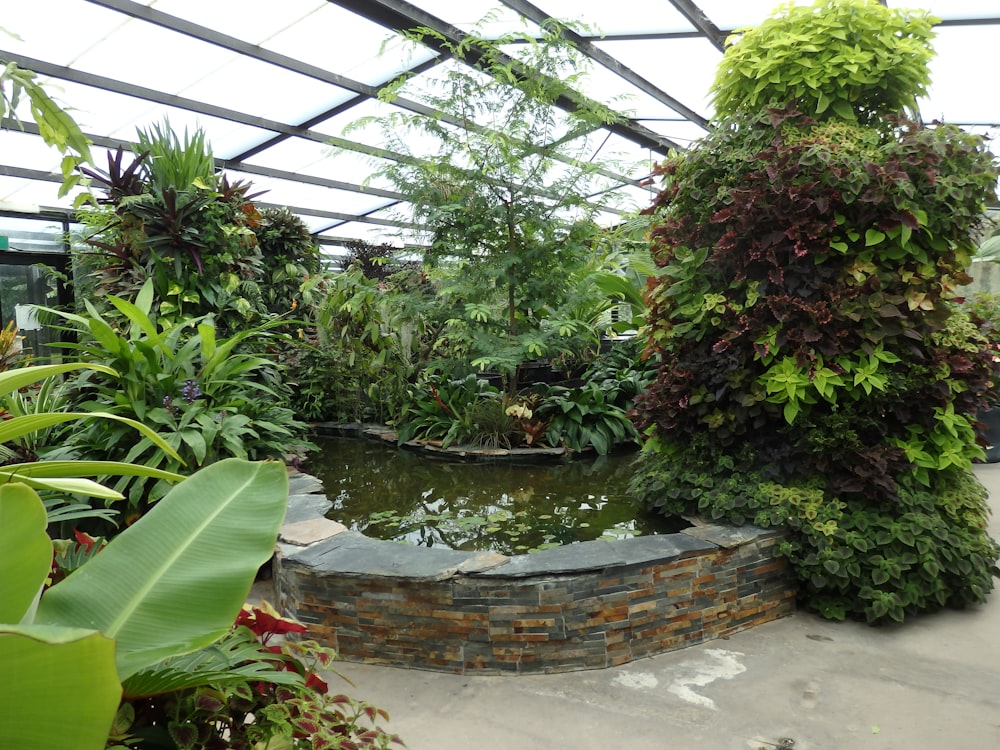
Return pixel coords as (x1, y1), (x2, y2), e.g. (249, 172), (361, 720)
(273, 471), (796, 674)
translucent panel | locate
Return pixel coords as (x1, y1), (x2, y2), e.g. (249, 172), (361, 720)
(282, 214), (337, 234)
(416, 0), (540, 36)
(694, 0), (815, 30)
(2, 0), (128, 66)
(263, 5), (439, 87)
(920, 26), (997, 126)
(147, 0), (324, 45)
(0, 130), (66, 173)
(224, 172), (394, 217)
(896, 0), (1000, 20)
(573, 61), (688, 123)
(595, 38), (720, 120)
(3, 0), (999, 233)
(0, 177), (84, 210)
(316, 222), (424, 248)
(638, 120), (713, 150)
(309, 97), (406, 139)
(31, 80), (161, 139)
(613, 184), (658, 213)
(535, 0), (695, 35)
(315, 146), (398, 193)
(69, 19), (236, 95)
(177, 58), (355, 125)
(311, 98), (448, 160)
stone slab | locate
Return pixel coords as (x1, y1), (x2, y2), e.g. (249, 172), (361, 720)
(604, 533), (718, 566)
(284, 492), (333, 524)
(681, 523), (772, 549)
(285, 531), (478, 581)
(457, 551), (510, 574)
(287, 472), (324, 495)
(280, 517), (347, 546)
(473, 539), (626, 578)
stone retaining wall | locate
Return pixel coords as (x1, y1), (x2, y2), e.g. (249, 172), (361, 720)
(273, 472), (797, 675)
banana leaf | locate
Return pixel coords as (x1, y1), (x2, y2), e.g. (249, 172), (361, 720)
(35, 458), (288, 679)
(0, 483), (53, 624)
(0, 625), (121, 750)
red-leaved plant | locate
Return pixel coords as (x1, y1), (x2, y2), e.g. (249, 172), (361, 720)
(111, 601), (403, 750)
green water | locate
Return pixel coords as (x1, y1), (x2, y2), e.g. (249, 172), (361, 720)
(307, 436), (681, 554)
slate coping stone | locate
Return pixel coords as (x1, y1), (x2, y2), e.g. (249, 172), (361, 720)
(283, 493), (333, 525)
(285, 531), (483, 581)
(681, 523), (772, 549)
(287, 473), (324, 495)
(280, 518), (348, 546)
(604, 533), (717, 566)
(473, 539), (626, 578)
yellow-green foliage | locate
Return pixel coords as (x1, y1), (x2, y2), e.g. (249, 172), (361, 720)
(712, 0), (937, 124)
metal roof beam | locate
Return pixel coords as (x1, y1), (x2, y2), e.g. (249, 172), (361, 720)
(331, 0), (681, 155)
(667, 0), (728, 52)
(84, 1), (647, 187)
(502, 0), (709, 130)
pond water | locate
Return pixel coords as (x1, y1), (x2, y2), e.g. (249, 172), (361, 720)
(306, 436), (683, 554)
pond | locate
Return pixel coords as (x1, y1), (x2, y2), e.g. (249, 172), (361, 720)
(306, 435), (683, 554)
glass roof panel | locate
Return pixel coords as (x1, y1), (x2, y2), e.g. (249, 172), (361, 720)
(0, 129), (67, 173)
(0, 177), (85, 210)
(263, 5), (438, 86)
(534, 0), (695, 35)
(68, 18), (236, 95)
(920, 26), (997, 127)
(594, 37), (719, 120)
(897, 0), (1000, 20)
(177, 58), (355, 124)
(2, 0), (128, 66)
(638, 120), (713, 151)
(695, 0), (815, 31)
(415, 1), (540, 36)
(224, 172), (395, 217)
(147, 0), (326, 45)
(3, 0), (999, 232)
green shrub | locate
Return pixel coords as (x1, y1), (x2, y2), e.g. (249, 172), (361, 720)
(39, 281), (311, 520)
(712, 0), (937, 125)
(630, 441), (999, 623)
(395, 374), (500, 448)
(634, 0), (1000, 622)
(76, 122), (267, 333)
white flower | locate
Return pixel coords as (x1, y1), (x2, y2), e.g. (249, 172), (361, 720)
(505, 404), (533, 419)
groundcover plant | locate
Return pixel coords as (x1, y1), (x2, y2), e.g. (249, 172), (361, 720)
(630, 0), (1000, 623)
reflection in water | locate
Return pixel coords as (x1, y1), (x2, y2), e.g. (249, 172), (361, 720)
(307, 436), (682, 553)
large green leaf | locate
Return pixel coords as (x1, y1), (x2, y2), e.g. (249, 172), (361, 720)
(0, 625), (121, 750)
(35, 459), (288, 679)
(121, 626), (303, 698)
(0, 484), (52, 624)
(0, 411), (182, 463)
(0, 362), (118, 398)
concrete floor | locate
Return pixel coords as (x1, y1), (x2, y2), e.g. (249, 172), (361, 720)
(278, 464), (1000, 750)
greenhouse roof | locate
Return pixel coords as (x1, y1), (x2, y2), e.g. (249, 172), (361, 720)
(2, 0), (999, 255)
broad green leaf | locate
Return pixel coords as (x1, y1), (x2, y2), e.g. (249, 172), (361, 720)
(0, 412), (182, 463)
(108, 287), (166, 344)
(865, 229), (886, 246)
(0, 625), (120, 750)
(2, 475), (123, 500)
(0, 459), (183, 483)
(36, 459), (288, 679)
(0, 484), (52, 624)
(0, 363), (118, 399)
(121, 627), (302, 698)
